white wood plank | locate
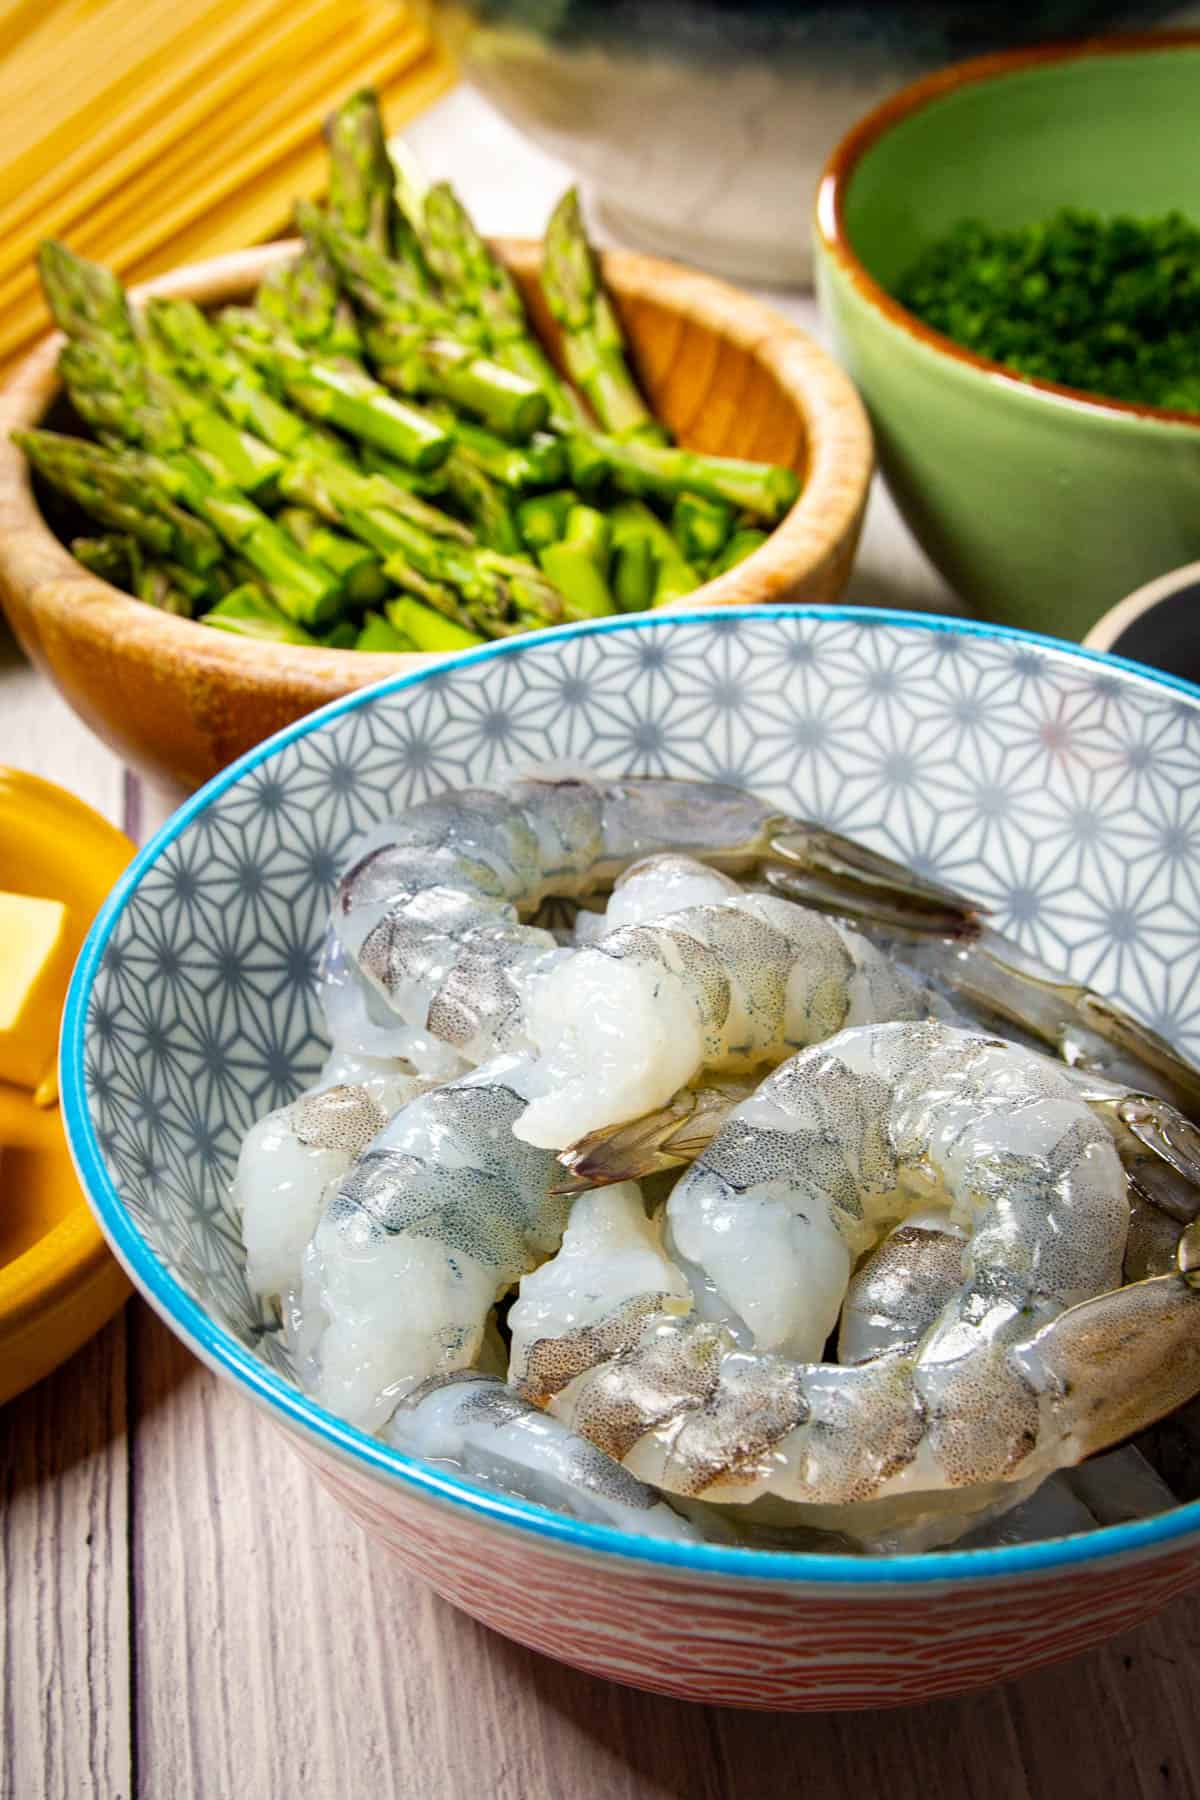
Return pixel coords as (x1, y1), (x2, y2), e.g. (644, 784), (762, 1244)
(0, 619), (127, 825)
(0, 1316), (132, 1800)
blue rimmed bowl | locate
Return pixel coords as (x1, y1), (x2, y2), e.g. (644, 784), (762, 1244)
(63, 607), (1200, 1710)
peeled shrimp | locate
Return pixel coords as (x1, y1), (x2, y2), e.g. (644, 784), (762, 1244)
(297, 1055), (621, 1430)
(387, 1371), (698, 1540)
(333, 769), (976, 1070)
(515, 891), (926, 1148)
(513, 1025), (1200, 1532)
(233, 1062), (421, 1299)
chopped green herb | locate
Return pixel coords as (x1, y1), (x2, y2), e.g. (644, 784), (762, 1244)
(895, 209), (1200, 411)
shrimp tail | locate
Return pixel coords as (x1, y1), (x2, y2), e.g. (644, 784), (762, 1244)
(913, 930), (1200, 1118)
(553, 1078), (757, 1193)
(1012, 1222), (1200, 1470)
(1085, 1091), (1200, 1222)
(762, 821), (984, 938)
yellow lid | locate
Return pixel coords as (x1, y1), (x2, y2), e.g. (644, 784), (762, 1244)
(0, 768), (133, 1403)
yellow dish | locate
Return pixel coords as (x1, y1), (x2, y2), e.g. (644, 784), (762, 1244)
(0, 767), (133, 1403)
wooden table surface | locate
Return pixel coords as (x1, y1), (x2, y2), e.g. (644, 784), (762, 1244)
(3, 87), (1199, 1800)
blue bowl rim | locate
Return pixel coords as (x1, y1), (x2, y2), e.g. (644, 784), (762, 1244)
(62, 604), (1200, 1588)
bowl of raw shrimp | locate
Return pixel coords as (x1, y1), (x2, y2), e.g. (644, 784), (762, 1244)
(62, 606), (1200, 1711)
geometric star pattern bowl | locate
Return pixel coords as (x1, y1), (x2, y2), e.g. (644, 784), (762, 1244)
(62, 608), (1200, 1710)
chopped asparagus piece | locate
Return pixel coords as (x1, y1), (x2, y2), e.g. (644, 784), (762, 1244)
(385, 595), (484, 651)
(610, 500), (700, 604)
(711, 527), (769, 575)
(203, 586), (320, 644)
(356, 611), (416, 652)
(672, 492), (734, 562)
(517, 489), (575, 552)
(613, 533), (655, 612)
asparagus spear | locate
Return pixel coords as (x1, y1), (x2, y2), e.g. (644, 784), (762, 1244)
(277, 505), (388, 603)
(257, 248), (362, 360)
(356, 610), (416, 652)
(147, 297), (351, 465)
(541, 188), (660, 441)
(151, 299), (474, 554)
(40, 248), (286, 499)
(539, 503), (617, 620)
(59, 337), (285, 502)
(300, 204), (549, 439)
(18, 429), (222, 573)
(203, 586), (320, 644)
(711, 527), (769, 574)
(326, 88), (394, 252)
(319, 621), (360, 648)
(386, 595), (484, 651)
(517, 489), (574, 552)
(418, 175), (590, 432)
(37, 239), (137, 355)
(72, 533), (205, 616)
(23, 429), (340, 621)
(612, 533), (655, 612)
(567, 431), (799, 523)
(354, 443), (520, 553)
(421, 406), (566, 488)
(225, 324), (450, 470)
(278, 455), (561, 632)
(672, 492), (734, 563)
(610, 500), (700, 604)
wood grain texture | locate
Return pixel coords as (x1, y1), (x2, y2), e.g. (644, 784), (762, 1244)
(0, 1316), (132, 1800)
(0, 237), (871, 791)
(108, 1305), (1200, 1800)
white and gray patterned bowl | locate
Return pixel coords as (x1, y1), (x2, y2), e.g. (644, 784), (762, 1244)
(62, 607), (1200, 1711)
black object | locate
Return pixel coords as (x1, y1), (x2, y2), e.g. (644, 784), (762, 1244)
(1108, 582), (1200, 686)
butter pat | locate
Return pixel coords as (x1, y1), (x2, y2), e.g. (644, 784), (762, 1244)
(0, 891), (73, 1102)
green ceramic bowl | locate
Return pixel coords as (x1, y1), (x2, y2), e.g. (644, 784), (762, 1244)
(814, 32), (1200, 640)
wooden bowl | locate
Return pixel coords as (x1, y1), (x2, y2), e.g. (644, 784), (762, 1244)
(0, 239), (872, 790)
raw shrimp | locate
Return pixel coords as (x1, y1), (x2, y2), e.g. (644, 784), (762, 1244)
(234, 1062), (421, 1300)
(319, 930), (466, 1081)
(515, 891), (927, 1148)
(892, 928), (1200, 1116)
(387, 1371), (698, 1540)
(333, 769), (976, 1069)
(558, 1052), (1200, 1220)
(837, 1209), (968, 1368)
(296, 1055), (637, 1431)
(512, 1025), (1200, 1532)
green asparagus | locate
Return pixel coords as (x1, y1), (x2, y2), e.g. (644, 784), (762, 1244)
(19, 429), (223, 573)
(226, 324), (450, 469)
(711, 527), (769, 575)
(672, 492), (734, 563)
(610, 500), (700, 605)
(419, 176), (589, 432)
(356, 610), (417, 652)
(541, 188), (660, 441)
(539, 503), (616, 620)
(517, 489), (575, 552)
(26, 84), (805, 659)
(569, 432), (799, 523)
(385, 595), (484, 651)
(72, 533), (205, 616)
(612, 532), (655, 612)
(277, 505), (387, 603)
(301, 204), (549, 440)
(326, 88), (395, 252)
(203, 585), (320, 644)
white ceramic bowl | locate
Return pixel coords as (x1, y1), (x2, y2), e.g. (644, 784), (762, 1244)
(63, 607), (1200, 1710)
